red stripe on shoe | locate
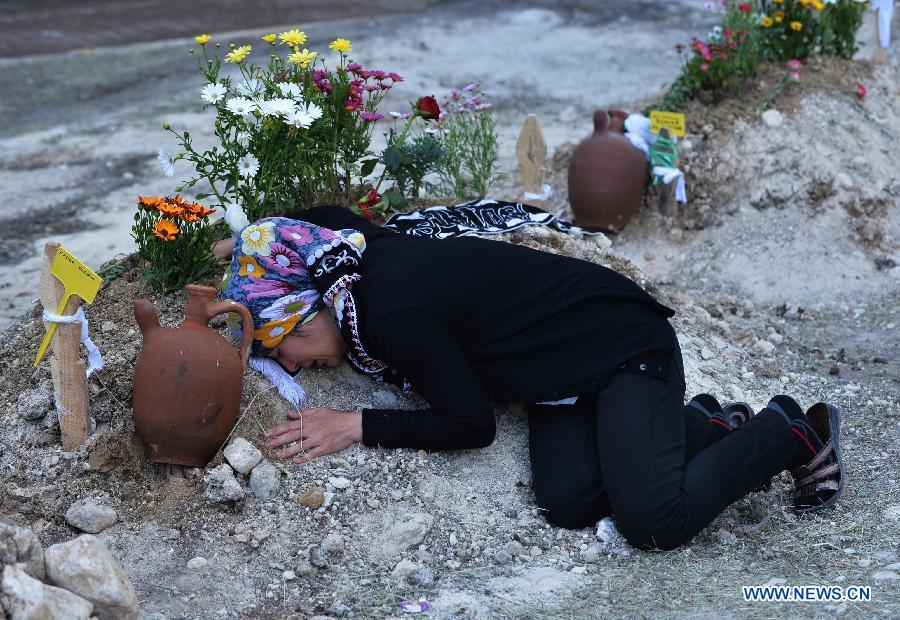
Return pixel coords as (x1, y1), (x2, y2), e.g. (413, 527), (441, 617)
(792, 427), (818, 457)
(709, 418), (732, 431)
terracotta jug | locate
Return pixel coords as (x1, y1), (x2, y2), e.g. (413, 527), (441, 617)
(568, 109), (649, 233)
(132, 285), (254, 467)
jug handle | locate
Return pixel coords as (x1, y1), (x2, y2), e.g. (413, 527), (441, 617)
(206, 301), (254, 368)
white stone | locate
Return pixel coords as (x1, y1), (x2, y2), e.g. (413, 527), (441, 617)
(223, 438), (263, 474)
(391, 559), (418, 580)
(580, 543), (603, 563)
(328, 476), (351, 490)
(282, 570), (297, 581)
(65, 499), (118, 534)
(2, 564), (94, 620)
(761, 109), (783, 128)
(44, 534), (138, 620)
(186, 557), (208, 571)
(754, 340), (776, 355)
(378, 512), (434, 557)
(700, 347), (714, 361)
(0, 522), (45, 579)
(249, 460), (280, 501)
(203, 464), (245, 503)
(768, 333), (784, 346)
(320, 533), (345, 555)
(592, 233), (612, 251)
(595, 517), (622, 544)
(872, 571), (899, 581)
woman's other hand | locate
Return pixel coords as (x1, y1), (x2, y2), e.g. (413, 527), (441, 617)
(212, 238), (235, 260)
(264, 408), (363, 464)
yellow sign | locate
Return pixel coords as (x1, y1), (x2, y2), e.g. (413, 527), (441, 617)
(650, 111), (687, 137)
(33, 246), (102, 367)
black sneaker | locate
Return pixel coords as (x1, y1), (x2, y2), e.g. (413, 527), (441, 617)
(791, 403), (845, 514)
(722, 401), (755, 430)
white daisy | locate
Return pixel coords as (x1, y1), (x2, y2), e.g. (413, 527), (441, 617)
(235, 131), (251, 148)
(225, 97), (259, 117)
(238, 154), (260, 179)
(258, 97), (296, 117)
(389, 111), (404, 118)
(284, 108), (314, 128)
(236, 78), (263, 98)
(304, 102), (323, 122)
(200, 82), (227, 104)
(157, 149), (175, 177)
(276, 82), (303, 99)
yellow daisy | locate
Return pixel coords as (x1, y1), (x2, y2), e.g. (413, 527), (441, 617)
(288, 48), (318, 68)
(279, 29), (308, 47)
(194, 34), (211, 45)
(262, 34), (277, 44)
(240, 221), (276, 255)
(790, 21), (804, 31)
(761, 16), (773, 27)
(224, 44), (252, 63)
(329, 38), (352, 53)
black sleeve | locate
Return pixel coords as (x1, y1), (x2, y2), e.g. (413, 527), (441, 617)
(360, 308), (496, 450)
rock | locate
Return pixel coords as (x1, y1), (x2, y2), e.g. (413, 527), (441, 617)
(700, 347), (714, 361)
(378, 512), (434, 557)
(186, 557), (208, 572)
(64, 499), (118, 534)
(416, 548), (433, 564)
(882, 505), (900, 522)
(249, 460), (280, 501)
(0, 523), (45, 579)
(592, 233), (612, 251)
(309, 546), (329, 569)
(328, 477), (351, 490)
(203, 464), (245, 503)
(295, 560), (316, 577)
(391, 559), (418, 580)
(596, 517), (622, 544)
(580, 543), (603, 563)
(407, 567), (434, 587)
(761, 109), (783, 128)
(753, 340), (776, 356)
(768, 332), (784, 346)
(320, 533), (345, 556)
(298, 486), (325, 510)
(373, 390), (398, 407)
(282, 570), (297, 581)
(16, 382), (53, 421)
(223, 438), (262, 474)
(505, 541), (525, 557)
(1, 564), (94, 620)
(100, 321), (116, 333)
(759, 358), (780, 378)
(494, 548), (512, 564)
(44, 534), (138, 620)
(448, 532), (458, 546)
(872, 571), (898, 581)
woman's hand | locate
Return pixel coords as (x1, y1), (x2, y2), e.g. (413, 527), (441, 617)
(264, 408), (363, 464)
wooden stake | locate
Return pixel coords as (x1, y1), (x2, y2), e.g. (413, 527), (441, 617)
(516, 114), (547, 207)
(38, 242), (89, 451)
(872, 9), (888, 64)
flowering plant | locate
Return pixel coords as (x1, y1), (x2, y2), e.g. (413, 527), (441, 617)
(164, 31), (402, 226)
(132, 195), (216, 294)
(757, 58), (804, 112)
(755, 0), (869, 60)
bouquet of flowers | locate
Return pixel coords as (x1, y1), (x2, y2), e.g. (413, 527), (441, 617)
(164, 30), (402, 229)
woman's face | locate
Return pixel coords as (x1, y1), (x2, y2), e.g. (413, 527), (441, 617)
(266, 311), (347, 373)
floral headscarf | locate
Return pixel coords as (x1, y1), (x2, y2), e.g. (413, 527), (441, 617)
(222, 217), (366, 357)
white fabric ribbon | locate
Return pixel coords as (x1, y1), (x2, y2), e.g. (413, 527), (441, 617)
(652, 166), (688, 203)
(624, 113), (688, 204)
(523, 184), (553, 202)
(872, 0), (894, 49)
(248, 355), (306, 409)
(41, 307), (104, 377)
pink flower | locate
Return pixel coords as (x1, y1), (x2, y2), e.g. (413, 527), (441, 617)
(790, 71), (801, 81)
(856, 82), (867, 99)
(261, 242), (304, 276)
(388, 72), (403, 82)
(360, 112), (384, 121)
(244, 279), (294, 301)
(700, 63), (710, 72)
(279, 224), (313, 246)
(786, 59), (803, 71)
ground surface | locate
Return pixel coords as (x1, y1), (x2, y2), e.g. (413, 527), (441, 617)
(1, 2), (899, 619)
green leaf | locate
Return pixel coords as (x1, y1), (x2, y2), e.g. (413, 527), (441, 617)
(383, 191), (408, 210)
(360, 158), (379, 177)
(382, 146), (402, 171)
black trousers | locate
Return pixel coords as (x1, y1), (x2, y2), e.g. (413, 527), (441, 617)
(527, 326), (800, 550)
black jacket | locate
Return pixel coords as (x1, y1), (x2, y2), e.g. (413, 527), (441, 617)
(296, 206), (676, 450)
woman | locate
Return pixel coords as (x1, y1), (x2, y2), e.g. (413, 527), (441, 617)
(222, 205), (844, 550)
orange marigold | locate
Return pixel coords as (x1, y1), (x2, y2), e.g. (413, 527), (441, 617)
(151, 220), (179, 241)
(137, 195), (164, 210)
(184, 202), (216, 218)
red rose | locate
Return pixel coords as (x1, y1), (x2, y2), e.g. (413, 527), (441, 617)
(856, 82), (867, 99)
(415, 95), (441, 120)
(366, 188), (380, 203)
(738, 3), (750, 14)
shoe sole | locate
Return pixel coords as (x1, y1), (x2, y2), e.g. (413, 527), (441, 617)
(794, 402), (845, 514)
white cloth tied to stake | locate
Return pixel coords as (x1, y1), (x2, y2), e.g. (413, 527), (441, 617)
(41, 307), (104, 377)
(624, 114), (688, 204)
(523, 184), (553, 202)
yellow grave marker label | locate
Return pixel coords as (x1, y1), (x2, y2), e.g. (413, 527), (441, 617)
(650, 111), (687, 137)
(33, 246), (102, 367)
